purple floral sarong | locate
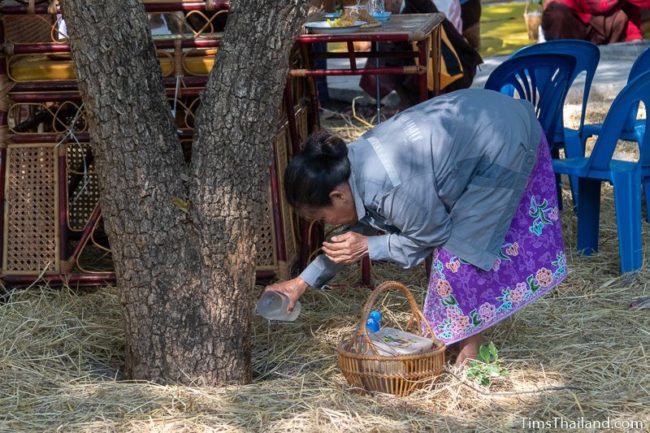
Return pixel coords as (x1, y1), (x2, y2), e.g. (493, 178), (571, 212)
(423, 134), (567, 345)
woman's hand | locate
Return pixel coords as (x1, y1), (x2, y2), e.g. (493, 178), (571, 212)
(264, 277), (309, 311)
(322, 231), (368, 264)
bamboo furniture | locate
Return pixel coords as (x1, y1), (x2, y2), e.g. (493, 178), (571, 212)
(292, 13), (445, 102)
(0, 0), (313, 286)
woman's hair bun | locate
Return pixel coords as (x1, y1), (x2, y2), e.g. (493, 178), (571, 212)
(284, 131), (351, 208)
(303, 131), (348, 160)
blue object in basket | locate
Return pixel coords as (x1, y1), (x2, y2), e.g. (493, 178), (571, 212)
(366, 310), (382, 333)
(366, 318), (380, 333)
(371, 11), (391, 22)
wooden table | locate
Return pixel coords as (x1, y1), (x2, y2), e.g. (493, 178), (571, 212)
(290, 13), (445, 103)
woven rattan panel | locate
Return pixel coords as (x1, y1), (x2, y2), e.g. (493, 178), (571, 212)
(66, 143), (100, 231)
(295, 105), (309, 143)
(256, 188), (277, 269)
(275, 121), (297, 266)
(3, 14), (54, 44)
(3, 144), (59, 274)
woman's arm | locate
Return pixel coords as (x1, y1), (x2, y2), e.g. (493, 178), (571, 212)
(298, 223), (374, 288)
(367, 178), (452, 268)
(299, 253), (345, 289)
(322, 176), (452, 269)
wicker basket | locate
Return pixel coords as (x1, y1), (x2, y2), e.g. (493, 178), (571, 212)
(337, 281), (446, 396)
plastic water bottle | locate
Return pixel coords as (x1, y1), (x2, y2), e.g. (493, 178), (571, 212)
(255, 291), (301, 321)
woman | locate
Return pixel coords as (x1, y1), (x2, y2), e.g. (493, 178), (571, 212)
(266, 89), (568, 364)
(541, 0), (646, 44)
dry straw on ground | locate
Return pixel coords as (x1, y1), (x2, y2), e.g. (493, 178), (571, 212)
(1, 105), (649, 433)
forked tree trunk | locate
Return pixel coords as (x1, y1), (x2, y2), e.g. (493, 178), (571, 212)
(60, 0), (308, 385)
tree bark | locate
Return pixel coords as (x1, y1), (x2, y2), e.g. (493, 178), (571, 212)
(61, 0), (308, 385)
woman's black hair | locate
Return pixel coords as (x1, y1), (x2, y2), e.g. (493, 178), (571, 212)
(284, 131), (351, 208)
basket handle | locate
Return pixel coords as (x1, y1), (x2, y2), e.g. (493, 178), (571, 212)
(354, 281), (440, 353)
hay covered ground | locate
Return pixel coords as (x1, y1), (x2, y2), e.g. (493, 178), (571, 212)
(1, 105), (649, 433)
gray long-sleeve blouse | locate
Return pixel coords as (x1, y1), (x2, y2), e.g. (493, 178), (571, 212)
(299, 89), (542, 289)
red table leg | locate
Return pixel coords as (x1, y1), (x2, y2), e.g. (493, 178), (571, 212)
(425, 255), (433, 281)
(417, 39), (429, 102)
(431, 27), (442, 96)
(361, 254), (373, 288)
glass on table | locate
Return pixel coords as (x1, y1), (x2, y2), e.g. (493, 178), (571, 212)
(367, 0), (385, 14)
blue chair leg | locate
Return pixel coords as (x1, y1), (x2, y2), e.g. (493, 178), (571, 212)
(555, 173), (564, 211)
(563, 130), (584, 208)
(550, 148), (565, 211)
(611, 169), (643, 273)
(644, 178), (650, 223)
(576, 178), (602, 256)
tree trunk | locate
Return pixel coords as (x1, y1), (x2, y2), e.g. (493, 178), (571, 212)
(61, 0), (308, 385)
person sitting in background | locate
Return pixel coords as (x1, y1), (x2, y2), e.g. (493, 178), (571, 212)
(360, 0), (483, 109)
(542, 0), (649, 43)
(460, 0), (482, 50)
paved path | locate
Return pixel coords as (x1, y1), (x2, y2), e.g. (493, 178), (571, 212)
(471, 40), (650, 104)
(326, 40), (650, 107)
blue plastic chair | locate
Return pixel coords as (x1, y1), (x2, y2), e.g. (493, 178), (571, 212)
(582, 47), (650, 146)
(484, 53), (577, 142)
(580, 47), (650, 222)
(552, 71), (650, 274)
(512, 41), (600, 206)
(512, 40), (600, 155)
(484, 53), (577, 206)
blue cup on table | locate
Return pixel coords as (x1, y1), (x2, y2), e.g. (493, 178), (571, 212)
(370, 11), (392, 22)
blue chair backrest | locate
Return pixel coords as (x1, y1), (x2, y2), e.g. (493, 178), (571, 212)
(484, 53), (577, 143)
(624, 48), (650, 134)
(512, 40), (600, 134)
(587, 71), (650, 172)
(628, 47), (650, 82)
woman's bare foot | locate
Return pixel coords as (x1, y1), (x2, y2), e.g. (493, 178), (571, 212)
(455, 334), (484, 366)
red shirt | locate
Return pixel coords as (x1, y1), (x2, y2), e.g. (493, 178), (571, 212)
(546, 0), (649, 39)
